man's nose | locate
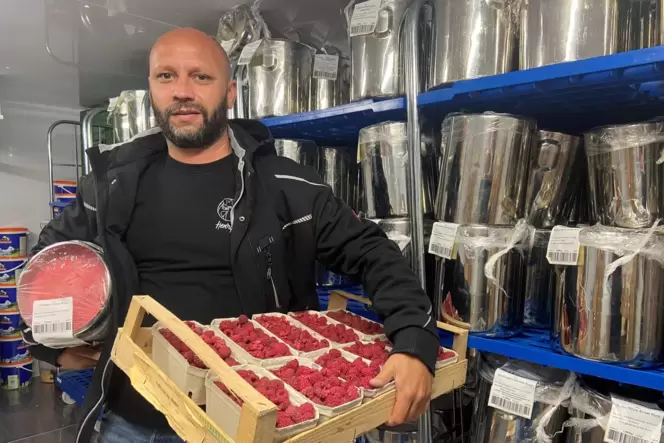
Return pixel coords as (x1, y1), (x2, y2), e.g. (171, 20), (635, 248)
(172, 78), (195, 101)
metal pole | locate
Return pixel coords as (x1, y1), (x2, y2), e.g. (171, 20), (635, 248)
(403, 0), (433, 442)
(81, 107), (106, 175)
(47, 120), (81, 206)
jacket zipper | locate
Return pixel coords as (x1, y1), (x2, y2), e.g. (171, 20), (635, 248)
(265, 248), (281, 308)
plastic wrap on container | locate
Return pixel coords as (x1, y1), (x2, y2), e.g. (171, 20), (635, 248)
(524, 228), (555, 329)
(578, 223), (664, 265)
(357, 121), (408, 163)
(585, 120), (664, 155)
(473, 354), (575, 443)
(17, 241), (111, 347)
(215, 4), (261, 58)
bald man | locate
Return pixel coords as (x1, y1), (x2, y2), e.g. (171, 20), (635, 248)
(27, 28), (439, 442)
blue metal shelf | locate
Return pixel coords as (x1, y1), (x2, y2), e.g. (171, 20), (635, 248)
(468, 329), (664, 392)
(261, 97), (406, 144)
(418, 46), (664, 134)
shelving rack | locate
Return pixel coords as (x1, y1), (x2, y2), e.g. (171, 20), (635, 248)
(263, 46), (664, 395)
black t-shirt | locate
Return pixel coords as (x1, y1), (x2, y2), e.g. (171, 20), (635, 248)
(108, 153), (242, 428)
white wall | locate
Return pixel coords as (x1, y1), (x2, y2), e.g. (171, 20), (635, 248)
(0, 100), (83, 249)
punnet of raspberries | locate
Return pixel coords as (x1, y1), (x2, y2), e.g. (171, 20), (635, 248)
(271, 359), (360, 407)
(314, 349), (381, 389)
(214, 369), (316, 428)
(326, 311), (384, 335)
(254, 314), (330, 353)
(290, 312), (359, 344)
(344, 339), (391, 364)
(160, 321), (239, 369)
(215, 315), (291, 359)
(438, 348), (456, 361)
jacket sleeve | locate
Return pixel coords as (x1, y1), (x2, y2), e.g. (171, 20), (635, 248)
(22, 175), (97, 366)
(313, 188), (439, 374)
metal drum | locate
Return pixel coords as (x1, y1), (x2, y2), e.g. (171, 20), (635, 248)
(365, 422), (419, 443)
(435, 113), (535, 225)
(358, 121), (437, 218)
(440, 224), (530, 337)
(109, 90), (155, 143)
(524, 229), (556, 330)
(248, 39), (314, 119)
(525, 131), (582, 228)
(618, 0), (660, 52)
(17, 241), (111, 344)
(472, 356), (570, 443)
(310, 49), (350, 111)
(585, 121), (664, 228)
(349, 0), (428, 101)
(319, 147), (353, 204)
(429, 0), (519, 87)
(553, 226), (664, 368)
(274, 139), (320, 169)
(520, 0), (619, 70)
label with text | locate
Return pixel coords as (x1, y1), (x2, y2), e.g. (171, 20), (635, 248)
(605, 397), (664, 443)
(313, 54), (340, 80)
(546, 226), (582, 265)
(488, 368), (537, 419)
(428, 222), (460, 259)
(32, 297), (85, 347)
(349, 0), (381, 36)
(237, 40), (263, 65)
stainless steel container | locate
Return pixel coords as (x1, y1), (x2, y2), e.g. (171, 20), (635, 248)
(247, 39), (314, 119)
(524, 229), (556, 329)
(274, 139), (320, 169)
(472, 356), (570, 443)
(429, 0), (519, 87)
(618, 0), (660, 52)
(440, 224), (530, 337)
(525, 131), (583, 228)
(358, 121), (437, 218)
(310, 50), (351, 111)
(435, 113), (535, 225)
(349, 0), (428, 101)
(319, 147), (353, 204)
(553, 226), (664, 367)
(520, 0), (619, 70)
(365, 422), (419, 443)
(215, 5), (259, 60)
(110, 90), (155, 143)
(584, 121), (664, 228)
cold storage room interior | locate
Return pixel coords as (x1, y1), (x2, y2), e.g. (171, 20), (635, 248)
(2, 0), (664, 442)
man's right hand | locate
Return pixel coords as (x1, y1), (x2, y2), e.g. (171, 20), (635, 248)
(56, 346), (101, 369)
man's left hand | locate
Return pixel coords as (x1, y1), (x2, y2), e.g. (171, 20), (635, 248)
(369, 353), (433, 426)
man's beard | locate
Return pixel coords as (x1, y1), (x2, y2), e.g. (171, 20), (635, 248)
(152, 96), (229, 149)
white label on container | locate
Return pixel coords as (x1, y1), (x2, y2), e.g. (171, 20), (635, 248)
(349, 0), (381, 36)
(428, 222), (460, 259)
(313, 54), (339, 80)
(237, 39), (262, 65)
(488, 368), (537, 419)
(546, 226), (582, 265)
(605, 397), (664, 443)
(32, 298), (85, 347)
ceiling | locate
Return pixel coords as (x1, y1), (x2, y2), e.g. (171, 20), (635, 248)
(0, 0), (351, 109)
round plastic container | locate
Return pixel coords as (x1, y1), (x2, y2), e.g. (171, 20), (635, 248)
(0, 228), (28, 259)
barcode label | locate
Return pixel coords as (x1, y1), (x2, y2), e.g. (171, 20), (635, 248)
(606, 429), (648, 443)
(313, 54), (339, 80)
(33, 321), (72, 335)
(488, 368), (536, 419)
(605, 397), (664, 443)
(428, 222), (460, 259)
(490, 395), (532, 417)
(349, 0), (381, 37)
(546, 226), (582, 265)
(237, 40), (262, 65)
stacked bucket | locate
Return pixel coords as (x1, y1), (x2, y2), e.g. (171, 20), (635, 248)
(0, 227), (32, 389)
(51, 180), (77, 218)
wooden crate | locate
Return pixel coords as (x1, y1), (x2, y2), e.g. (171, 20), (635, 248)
(110, 291), (468, 443)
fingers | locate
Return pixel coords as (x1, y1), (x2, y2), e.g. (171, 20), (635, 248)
(387, 386), (412, 426)
(406, 395), (430, 423)
(369, 360), (395, 389)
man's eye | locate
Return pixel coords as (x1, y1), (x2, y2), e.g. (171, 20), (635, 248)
(158, 73), (173, 80)
(195, 74), (211, 81)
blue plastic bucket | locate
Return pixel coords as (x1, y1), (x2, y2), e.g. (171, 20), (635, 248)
(50, 201), (74, 218)
(0, 258), (25, 287)
(0, 310), (20, 339)
(54, 180), (77, 195)
(0, 228), (28, 259)
(0, 336), (29, 363)
(0, 286), (17, 311)
(0, 358), (33, 389)
(55, 194), (76, 204)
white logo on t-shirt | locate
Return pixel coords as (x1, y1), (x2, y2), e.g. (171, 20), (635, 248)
(215, 198), (234, 231)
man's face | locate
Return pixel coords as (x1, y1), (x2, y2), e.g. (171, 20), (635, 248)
(149, 37), (236, 149)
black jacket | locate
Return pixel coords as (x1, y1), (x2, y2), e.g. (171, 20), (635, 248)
(26, 119), (438, 442)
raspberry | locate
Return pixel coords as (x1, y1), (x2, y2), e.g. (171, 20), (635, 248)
(327, 310), (384, 335)
(254, 314), (329, 352)
(160, 325), (238, 369)
(290, 312), (359, 344)
(345, 339), (390, 364)
(213, 318), (292, 360)
(437, 348), (456, 361)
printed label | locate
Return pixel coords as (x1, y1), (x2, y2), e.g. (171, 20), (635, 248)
(428, 222), (460, 259)
(32, 298), (85, 347)
(546, 226), (582, 265)
(237, 40), (262, 65)
(488, 368), (537, 419)
(313, 54), (340, 80)
(349, 0), (381, 36)
(605, 397), (664, 443)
